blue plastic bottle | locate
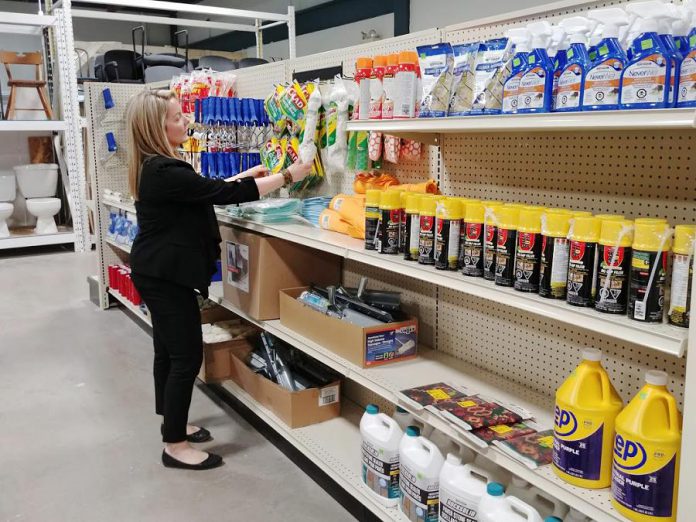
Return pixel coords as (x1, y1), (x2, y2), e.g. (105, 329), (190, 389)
(660, 30), (682, 107)
(517, 21), (555, 113)
(620, 18), (672, 109)
(550, 26), (569, 111)
(677, 22), (696, 107)
(555, 17), (593, 112)
(502, 27), (531, 114)
(582, 8), (629, 111)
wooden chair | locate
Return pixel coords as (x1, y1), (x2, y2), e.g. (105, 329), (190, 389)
(0, 51), (53, 120)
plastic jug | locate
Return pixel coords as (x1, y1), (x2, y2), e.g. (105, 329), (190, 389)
(565, 507), (592, 522)
(553, 348), (623, 489)
(478, 482), (543, 522)
(399, 426), (445, 522)
(393, 405), (415, 432)
(429, 428), (461, 459)
(474, 453), (513, 485)
(439, 456), (496, 522)
(360, 404), (403, 507)
(506, 476), (569, 519)
(611, 371), (682, 522)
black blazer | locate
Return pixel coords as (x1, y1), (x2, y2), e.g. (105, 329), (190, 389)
(130, 155), (259, 295)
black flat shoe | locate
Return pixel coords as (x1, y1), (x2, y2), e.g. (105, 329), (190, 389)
(160, 425), (213, 443)
(161, 450), (223, 470)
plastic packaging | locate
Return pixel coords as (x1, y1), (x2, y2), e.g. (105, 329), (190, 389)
(449, 43), (482, 116)
(399, 426), (445, 522)
(553, 348), (623, 489)
(479, 483), (543, 522)
(612, 371), (682, 521)
(439, 457), (492, 522)
(384, 134), (401, 164)
(360, 404), (403, 506)
(299, 81), (321, 164)
(539, 210), (572, 299)
(417, 43), (455, 118)
(502, 28), (532, 114)
(514, 207), (544, 292)
(472, 38), (513, 114)
(566, 217), (601, 307)
(594, 219), (634, 314)
(517, 21), (555, 113)
(495, 206), (521, 287)
(327, 76), (350, 173)
(394, 51), (418, 119)
(435, 199), (462, 271)
(669, 225), (696, 327)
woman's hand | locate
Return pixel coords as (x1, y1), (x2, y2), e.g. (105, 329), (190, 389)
(287, 161), (313, 182)
(231, 165), (269, 180)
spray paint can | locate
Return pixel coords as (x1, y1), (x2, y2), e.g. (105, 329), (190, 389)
(403, 194), (421, 262)
(495, 206), (521, 287)
(628, 219), (672, 323)
(375, 190), (401, 255)
(566, 216), (601, 307)
(435, 199), (462, 271)
(483, 202), (504, 281)
(365, 190), (381, 251)
(456, 198), (478, 269)
(418, 197), (437, 265)
(514, 207), (545, 292)
(539, 210), (572, 299)
(398, 190), (408, 254)
(669, 225), (696, 328)
(461, 202), (485, 277)
(594, 219), (633, 314)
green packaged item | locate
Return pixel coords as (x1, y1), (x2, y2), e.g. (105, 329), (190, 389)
(355, 131), (369, 171)
(346, 131), (358, 171)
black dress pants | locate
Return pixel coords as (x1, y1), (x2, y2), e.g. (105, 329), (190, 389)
(131, 273), (203, 443)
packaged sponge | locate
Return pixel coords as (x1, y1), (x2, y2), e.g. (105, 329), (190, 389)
(416, 43), (454, 117)
(449, 43), (481, 116)
(471, 38), (513, 114)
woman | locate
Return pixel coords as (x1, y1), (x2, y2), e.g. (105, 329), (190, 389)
(125, 89), (312, 471)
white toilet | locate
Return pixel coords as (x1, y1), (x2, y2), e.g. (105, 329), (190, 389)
(14, 164), (61, 235)
(0, 171), (16, 237)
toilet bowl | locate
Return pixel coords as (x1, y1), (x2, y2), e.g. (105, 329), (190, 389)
(0, 172), (16, 237)
(26, 198), (61, 234)
(14, 163), (61, 235)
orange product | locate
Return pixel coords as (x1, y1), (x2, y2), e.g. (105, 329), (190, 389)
(330, 194), (366, 231)
(353, 172), (400, 193)
(397, 180), (440, 194)
(319, 209), (365, 239)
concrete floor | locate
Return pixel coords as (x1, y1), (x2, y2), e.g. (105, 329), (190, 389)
(0, 249), (353, 522)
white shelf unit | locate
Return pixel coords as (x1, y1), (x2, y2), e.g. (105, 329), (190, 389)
(105, 237), (131, 254)
(216, 214), (688, 357)
(108, 288), (151, 327)
(0, 229), (74, 249)
(0, 121), (68, 131)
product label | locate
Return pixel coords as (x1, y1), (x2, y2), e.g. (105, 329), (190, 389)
(435, 219), (461, 270)
(407, 214), (420, 260)
(583, 59), (623, 107)
(225, 241), (250, 293)
(483, 224), (497, 281)
(495, 227), (517, 287)
(462, 222), (484, 277)
(319, 385), (339, 406)
(669, 254), (692, 326)
(400, 462), (439, 522)
(595, 245), (630, 314)
(326, 103), (338, 146)
(439, 485), (477, 522)
(620, 55), (669, 105)
(540, 236), (570, 298)
(556, 65), (583, 110)
(567, 240), (597, 306)
(514, 231), (542, 292)
(376, 209), (400, 255)
(502, 72), (523, 113)
(678, 52), (696, 104)
(628, 250), (667, 322)
(612, 435), (677, 518)
(365, 325), (417, 366)
(394, 71), (417, 119)
(362, 439), (400, 500)
(419, 215), (436, 265)
(369, 73), (384, 119)
(517, 66), (548, 110)
(553, 406), (605, 480)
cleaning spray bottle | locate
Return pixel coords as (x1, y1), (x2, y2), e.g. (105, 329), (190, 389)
(360, 404), (403, 507)
(583, 8), (629, 111)
(611, 371), (682, 522)
(517, 21), (555, 113)
(659, 3), (684, 107)
(550, 26), (569, 110)
(677, 1), (696, 107)
(502, 27), (532, 114)
(620, 2), (674, 109)
(587, 23), (604, 64)
(553, 348), (623, 489)
(672, 5), (691, 60)
(555, 17), (594, 112)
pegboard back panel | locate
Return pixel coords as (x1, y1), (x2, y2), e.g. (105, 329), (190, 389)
(343, 259), (437, 349)
(440, 130), (696, 223)
(437, 287), (687, 409)
(233, 61), (288, 99)
(343, 378), (396, 415)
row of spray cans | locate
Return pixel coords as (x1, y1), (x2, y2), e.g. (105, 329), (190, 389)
(554, 349), (682, 521)
(365, 191), (695, 327)
(361, 405), (579, 521)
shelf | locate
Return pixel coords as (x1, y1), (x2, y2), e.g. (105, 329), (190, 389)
(346, 108), (696, 137)
(103, 197), (136, 214)
(0, 13), (56, 35)
(207, 283), (629, 522)
(0, 120), (67, 132)
(215, 215), (688, 357)
(105, 237), (131, 254)
(0, 227), (74, 249)
(108, 288), (151, 327)
(218, 381), (403, 522)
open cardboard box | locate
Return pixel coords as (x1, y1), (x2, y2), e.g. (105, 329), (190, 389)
(228, 341), (341, 428)
(198, 317), (261, 383)
(279, 287), (418, 368)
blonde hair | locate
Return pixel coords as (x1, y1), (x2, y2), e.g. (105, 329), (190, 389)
(126, 89), (180, 200)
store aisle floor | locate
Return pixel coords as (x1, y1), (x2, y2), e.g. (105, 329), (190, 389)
(0, 250), (354, 522)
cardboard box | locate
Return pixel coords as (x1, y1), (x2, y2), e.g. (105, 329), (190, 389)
(220, 226), (342, 321)
(279, 287), (418, 368)
(228, 342), (341, 428)
(200, 303), (239, 325)
(199, 337), (254, 383)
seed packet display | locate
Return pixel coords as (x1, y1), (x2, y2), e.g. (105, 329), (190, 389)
(495, 429), (554, 469)
(417, 43), (455, 118)
(468, 420), (542, 449)
(435, 394), (532, 431)
(397, 382), (470, 414)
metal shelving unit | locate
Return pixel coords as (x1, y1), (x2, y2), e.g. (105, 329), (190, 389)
(0, 228), (74, 249)
(108, 288), (151, 327)
(104, 237), (130, 254)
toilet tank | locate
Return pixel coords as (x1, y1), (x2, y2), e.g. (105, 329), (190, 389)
(0, 171), (16, 202)
(14, 163), (59, 198)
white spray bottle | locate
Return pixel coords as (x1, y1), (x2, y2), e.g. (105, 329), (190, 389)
(502, 27), (532, 113)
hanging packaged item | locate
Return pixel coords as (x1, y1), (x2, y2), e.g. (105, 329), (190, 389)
(495, 206), (520, 287)
(327, 75), (350, 174)
(566, 216), (601, 307)
(384, 135), (401, 164)
(461, 201), (485, 277)
(514, 207), (544, 292)
(628, 219), (672, 323)
(669, 225), (696, 327)
(539, 210), (572, 299)
(434, 199), (462, 271)
(449, 43), (481, 116)
(594, 219), (634, 314)
(418, 197), (438, 265)
(355, 131), (370, 171)
(400, 139), (422, 161)
(471, 38), (514, 114)
(368, 132), (383, 162)
(404, 194), (421, 262)
(483, 202), (504, 281)
(360, 404), (403, 507)
(416, 43), (454, 118)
